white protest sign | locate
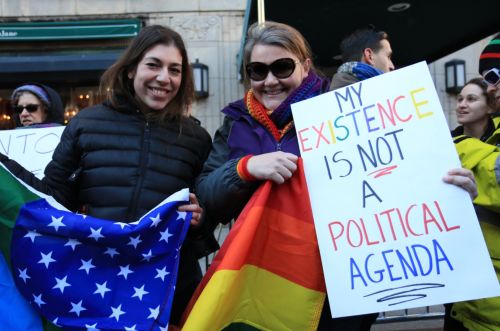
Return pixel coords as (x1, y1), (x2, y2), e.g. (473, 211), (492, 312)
(0, 126), (64, 179)
(291, 62), (500, 318)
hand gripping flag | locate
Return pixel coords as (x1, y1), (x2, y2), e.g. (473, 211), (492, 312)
(181, 158), (327, 331)
(1, 163), (191, 331)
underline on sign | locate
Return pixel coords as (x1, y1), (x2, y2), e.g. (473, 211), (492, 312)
(367, 165), (398, 178)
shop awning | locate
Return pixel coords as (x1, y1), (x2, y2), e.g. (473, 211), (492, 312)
(0, 53), (122, 88)
(0, 20), (140, 41)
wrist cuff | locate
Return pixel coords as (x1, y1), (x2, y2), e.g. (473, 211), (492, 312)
(236, 155), (257, 181)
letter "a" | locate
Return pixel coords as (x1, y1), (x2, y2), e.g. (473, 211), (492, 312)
(362, 180), (382, 208)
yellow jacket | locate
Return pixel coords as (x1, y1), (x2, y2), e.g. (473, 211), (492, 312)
(451, 115), (500, 331)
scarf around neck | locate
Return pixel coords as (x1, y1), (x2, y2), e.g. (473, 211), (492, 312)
(338, 61), (383, 81)
(245, 71), (323, 141)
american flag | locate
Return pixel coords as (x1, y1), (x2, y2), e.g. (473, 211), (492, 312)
(11, 189), (192, 331)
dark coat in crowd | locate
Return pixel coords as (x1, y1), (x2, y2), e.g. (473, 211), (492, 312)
(329, 72), (360, 91)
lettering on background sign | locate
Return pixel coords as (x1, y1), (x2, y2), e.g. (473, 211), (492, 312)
(0, 132), (60, 156)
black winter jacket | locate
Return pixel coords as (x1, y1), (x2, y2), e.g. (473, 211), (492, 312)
(1, 99), (213, 291)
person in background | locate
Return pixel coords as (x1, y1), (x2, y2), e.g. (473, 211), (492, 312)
(447, 34), (500, 331)
(330, 25), (394, 91)
(11, 83), (64, 129)
(0, 25), (213, 326)
(64, 102), (79, 124)
(453, 78), (498, 141)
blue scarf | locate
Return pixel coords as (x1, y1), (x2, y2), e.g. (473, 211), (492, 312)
(338, 61), (383, 81)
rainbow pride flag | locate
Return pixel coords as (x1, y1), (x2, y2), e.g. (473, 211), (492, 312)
(181, 159), (326, 331)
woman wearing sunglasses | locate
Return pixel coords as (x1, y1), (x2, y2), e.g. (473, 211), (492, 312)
(11, 83), (64, 128)
(1, 25), (213, 326)
(195, 21), (372, 330)
(445, 36), (500, 331)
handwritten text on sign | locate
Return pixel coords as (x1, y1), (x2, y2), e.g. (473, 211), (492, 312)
(291, 62), (500, 318)
(0, 126), (64, 179)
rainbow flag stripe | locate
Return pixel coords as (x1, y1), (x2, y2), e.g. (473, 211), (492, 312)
(182, 159), (326, 331)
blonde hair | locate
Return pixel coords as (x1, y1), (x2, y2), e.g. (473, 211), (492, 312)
(243, 22), (320, 83)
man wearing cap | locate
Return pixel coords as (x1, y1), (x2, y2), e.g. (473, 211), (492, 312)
(481, 34), (500, 107)
(447, 33), (500, 331)
(330, 26), (394, 91)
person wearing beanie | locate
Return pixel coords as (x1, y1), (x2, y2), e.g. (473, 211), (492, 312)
(479, 33), (500, 107)
(445, 33), (500, 331)
(11, 83), (64, 128)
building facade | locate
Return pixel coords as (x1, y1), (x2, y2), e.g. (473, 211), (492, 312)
(0, 0), (496, 134)
(0, 0), (246, 136)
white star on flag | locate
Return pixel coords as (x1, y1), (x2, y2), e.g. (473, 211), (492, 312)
(33, 293), (45, 307)
(113, 222), (130, 229)
(38, 251), (56, 269)
(69, 300), (86, 316)
(149, 213), (162, 227)
(148, 305), (160, 319)
(18, 268), (31, 283)
(88, 227), (104, 241)
(94, 281), (111, 299)
(52, 318), (61, 327)
(53, 276), (71, 293)
(176, 210), (187, 220)
(127, 235), (143, 249)
(24, 229), (42, 243)
(141, 250), (155, 262)
(117, 264), (134, 280)
(155, 267), (170, 281)
(104, 247), (120, 258)
(47, 216), (66, 232)
(132, 285), (149, 301)
(79, 259), (96, 275)
(160, 326), (168, 331)
(159, 228), (174, 243)
(109, 304), (126, 321)
(85, 323), (100, 331)
(124, 325), (137, 331)
(64, 238), (81, 251)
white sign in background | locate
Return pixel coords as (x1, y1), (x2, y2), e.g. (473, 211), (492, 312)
(291, 62), (500, 318)
(0, 126), (64, 179)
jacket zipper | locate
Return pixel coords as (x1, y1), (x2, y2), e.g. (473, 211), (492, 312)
(241, 113), (294, 152)
(127, 121), (150, 223)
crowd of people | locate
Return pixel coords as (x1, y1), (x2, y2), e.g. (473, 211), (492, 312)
(0, 21), (499, 331)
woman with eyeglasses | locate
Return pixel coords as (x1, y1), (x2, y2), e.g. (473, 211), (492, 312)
(1, 25), (213, 327)
(444, 36), (500, 331)
(11, 83), (64, 128)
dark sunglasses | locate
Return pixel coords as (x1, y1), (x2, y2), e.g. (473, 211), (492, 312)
(13, 104), (41, 114)
(246, 58), (299, 81)
(483, 68), (500, 87)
